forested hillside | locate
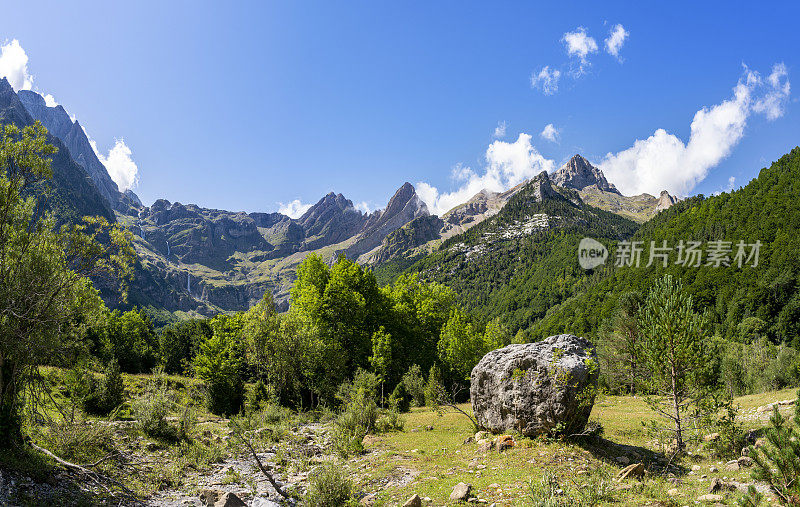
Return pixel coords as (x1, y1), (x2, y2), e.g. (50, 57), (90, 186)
(530, 147), (800, 348)
(399, 171), (639, 332)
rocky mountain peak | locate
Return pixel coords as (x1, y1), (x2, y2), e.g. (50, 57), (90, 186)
(656, 190), (678, 211)
(553, 154), (619, 194)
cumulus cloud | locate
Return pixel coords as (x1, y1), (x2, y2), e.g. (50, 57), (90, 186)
(604, 24), (629, 59)
(599, 65), (791, 197)
(562, 27), (598, 75)
(43, 93), (58, 107)
(93, 139), (139, 192)
(531, 66), (561, 95)
(278, 199), (312, 219)
(493, 121), (507, 138)
(417, 133), (555, 216)
(540, 123), (560, 143)
(0, 39), (34, 90)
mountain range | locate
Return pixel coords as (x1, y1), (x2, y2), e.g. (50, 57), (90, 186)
(0, 78), (682, 323)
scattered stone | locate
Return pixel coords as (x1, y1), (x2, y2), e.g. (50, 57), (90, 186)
(359, 493), (377, 505)
(488, 483), (500, 489)
(425, 425), (434, 431)
(250, 498), (281, 507)
(691, 465), (701, 471)
(697, 494), (724, 503)
(754, 438), (767, 448)
(470, 335), (598, 436)
(709, 466), (718, 473)
(710, 478), (738, 493)
(450, 482), (472, 501)
(703, 433), (721, 442)
(615, 463), (645, 481)
(667, 488), (679, 496)
(495, 435), (515, 452)
(199, 489), (222, 506)
(477, 439), (494, 453)
(725, 460), (740, 471)
(214, 492), (246, 507)
(616, 456), (630, 465)
(738, 456), (754, 467)
(475, 431), (490, 441)
(402, 494), (422, 507)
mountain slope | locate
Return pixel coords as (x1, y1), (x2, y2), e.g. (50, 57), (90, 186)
(530, 147), (800, 347)
(398, 171), (639, 331)
(17, 90), (141, 214)
(0, 78), (114, 224)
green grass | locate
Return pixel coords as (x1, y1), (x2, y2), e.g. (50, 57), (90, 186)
(352, 390), (798, 505)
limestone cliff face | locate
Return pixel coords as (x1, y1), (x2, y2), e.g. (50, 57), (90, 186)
(343, 182), (429, 260)
(298, 192), (367, 250)
(0, 78), (114, 223)
(553, 154), (619, 194)
(17, 89), (141, 214)
(656, 190), (679, 210)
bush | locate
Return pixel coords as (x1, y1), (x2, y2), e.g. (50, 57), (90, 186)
(332, 370), (379, 457)
(375, 410), (404, 433)
(425, 364), (443, 407)
(304, 464), (356, 506)
(388, 381), (410, 413)
(82, 361), (125, 416)
(194, 333), (244, 416)
(402, 365), (426, 406)
(131, 376), (181, 441)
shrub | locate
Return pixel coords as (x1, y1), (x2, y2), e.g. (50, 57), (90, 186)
(388, 381), (410, 413)
(375, 410), (404, 433)
(194, 333), (244, 416)
(82, 361), (125, 416)
(304, 464), (356, 507)
(425, 364), (443, 407)
(332, 370), (379, 457)
(740, 389), (800, 505)
(402, 365), (426, 406)
(131, 376), (179, 441)
(245, 379), (275, 413)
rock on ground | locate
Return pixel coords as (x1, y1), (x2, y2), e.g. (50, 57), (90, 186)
(450, 482), (472, 501)
(470, 334), (598, 437)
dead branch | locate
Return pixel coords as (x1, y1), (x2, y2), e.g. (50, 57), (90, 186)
(235, 433), (292, 499)
(27, 439), (143, 505)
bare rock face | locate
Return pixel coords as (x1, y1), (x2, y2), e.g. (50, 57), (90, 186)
(470, 334), (598, 437)
(553, 155), (620, 194)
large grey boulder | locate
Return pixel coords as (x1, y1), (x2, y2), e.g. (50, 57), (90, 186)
(470, 334), (598, 437)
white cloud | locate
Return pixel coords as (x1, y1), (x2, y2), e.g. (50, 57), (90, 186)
(728, 176), (736, 190)
(0, 39), (34, 91)
(531, 66), (561, 95)
(94, 139), (139, 192)
(604, 24), (629, 59)
(599, 65), (790, 197)
(355, 201), (373, 214)
(493, 121), (507, 138)
(43, 93), (58, 107)
(540, 123), (560, 143)
(417, 133), (555, 216)
(562, 27), (598, 75)
(278, 199), (312, 219)
(752, 63), (790, 120)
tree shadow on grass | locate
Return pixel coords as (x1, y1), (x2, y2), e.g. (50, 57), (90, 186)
(570, 434), (688, 478)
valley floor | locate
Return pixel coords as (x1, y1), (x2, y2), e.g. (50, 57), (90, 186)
(1, 374), (796, 507)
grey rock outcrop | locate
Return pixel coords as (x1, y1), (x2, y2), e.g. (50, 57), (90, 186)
(553, 154), (619, 194)
(470, 334), (598, 437)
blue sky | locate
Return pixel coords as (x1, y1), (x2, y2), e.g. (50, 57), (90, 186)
(1, 1), (798, 216)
